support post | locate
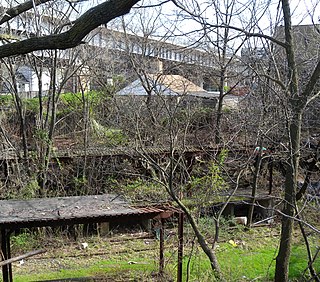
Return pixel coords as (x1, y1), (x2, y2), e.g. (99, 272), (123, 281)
(1, 229), (12, 282)
(98, 222), (110, 237)
(177, 212), (184, 282)
(159, 218), (164, 276)
(268, 156), (273, 195)
(7, 232), (12, 282)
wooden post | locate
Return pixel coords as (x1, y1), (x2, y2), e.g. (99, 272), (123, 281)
(159, 218), (164, 275)
(98, 222), (110, 237)
(1, 229), (12, 282)
(268, 156), (273, 195)
(7, 232), (12, 282)
(177, 212), (184, 282)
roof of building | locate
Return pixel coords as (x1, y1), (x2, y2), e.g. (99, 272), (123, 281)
(0, 194), (180, 229)
(117, 74), (210, 97)
(16, 66), (33, 83)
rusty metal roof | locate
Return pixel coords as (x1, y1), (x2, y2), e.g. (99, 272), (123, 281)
(0, 194), (180, 229)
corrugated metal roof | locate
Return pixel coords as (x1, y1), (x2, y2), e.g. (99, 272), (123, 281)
(0, 195), (181, 229)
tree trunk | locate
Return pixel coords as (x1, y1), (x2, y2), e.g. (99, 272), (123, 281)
(248, 146), (262, 226)
(275, 111), (301, 282)
(177, 199), (223, 280)
(214, 69), (225, 144)
(275, 165), (295, 282)
(167, 150), (223, 281)
(275, 1), (301, 280)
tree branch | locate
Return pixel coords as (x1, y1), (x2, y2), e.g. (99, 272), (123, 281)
(171, 0), (288, 48)
(0, 0), (140, 58)
(208, 24), (288, 49)
(0, 0), (52, 25)
(302, 60), (320, 106)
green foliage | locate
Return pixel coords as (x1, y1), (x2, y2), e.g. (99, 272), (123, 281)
(0, 94), (13, 106)
(21, 180), (40, 199)
(187, 159), (227, 202)
(72, 176), (88, 194)
(15, 257), (158, 282)
(11, 232), (39, 253)
(23, 97), (41, 113)
(33, 128), (50, 144)
(60, 91), (105, 110)
(222, 106), (232, 114)
(120, 179), (169, 203)
(6, 179), (40, 199)
(11, 226), (319, 282)
(0, 95), (42, 113)
(91, 119), (127, 146)
(188, 107), (215, 130)
(195, 216), (243, 237)
(103, 75), (126, 95)
(289, 243), (320, 279)
(223, 85), (230, 92)
(162, 107), (214, 130)
(59, 91), (115, 127)
(183, 224), (320, 281)
(218, 148), (228, 165)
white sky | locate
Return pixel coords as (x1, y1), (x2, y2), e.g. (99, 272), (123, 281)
(3, 0), (319, 25)
(4, 0), (318, 29)
(114, 0), (320, 38)
(2, 0), (319, 47)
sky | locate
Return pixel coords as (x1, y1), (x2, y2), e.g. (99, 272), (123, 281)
(4, 0), (318, 29)
(76, 0), (320, 25)
(291, 0), (320, 24)
(2, 0), (319, 48)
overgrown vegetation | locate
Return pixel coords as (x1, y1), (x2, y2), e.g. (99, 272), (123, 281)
(1, 0), (320, 280)
(10, 222), (319, 281)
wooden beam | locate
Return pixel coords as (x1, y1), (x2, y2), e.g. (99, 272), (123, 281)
(0, 249), (46, 267)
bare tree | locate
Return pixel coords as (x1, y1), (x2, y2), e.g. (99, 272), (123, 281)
(273, 1), (320, 280)
(171, 1), (320, 281)
(119, 82), (224, 279)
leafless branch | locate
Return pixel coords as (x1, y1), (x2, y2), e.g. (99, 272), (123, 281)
(0, 0), (140, 58)
(0, 0), (51, 25)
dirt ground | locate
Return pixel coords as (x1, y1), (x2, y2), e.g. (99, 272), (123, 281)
(11, 231), (169, 282)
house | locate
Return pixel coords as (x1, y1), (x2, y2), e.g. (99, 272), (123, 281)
(117, 74), (218, 108)
(16, 66), (51, 97)
(0, 65), (51, 98)
(117, 74), (245, 110)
